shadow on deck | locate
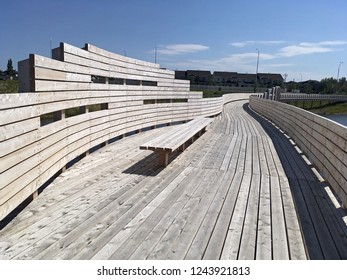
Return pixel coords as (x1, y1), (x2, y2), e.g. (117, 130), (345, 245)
(244, 103), (347, 259)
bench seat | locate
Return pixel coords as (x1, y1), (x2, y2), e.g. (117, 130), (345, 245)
(140, 117), (213, 166)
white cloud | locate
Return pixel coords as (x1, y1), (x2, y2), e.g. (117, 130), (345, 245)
(224, 52), (276, 63)
(230, 40), (347, 57)
(230, 42), (249, 48)
(318, 40), (347, 46)
(278, 45), (333, 57)
(156, 44), (209, 55)
(162, 40), (347, 78)
(260, 63), (295, 68)
(276, 40), (347, 57)
(277, 44), (333, 57)
(163, 51), (276, 73)
(230, 40), (287, 48)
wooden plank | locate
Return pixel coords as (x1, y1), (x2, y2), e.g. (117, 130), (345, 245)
(0, 92), (39, 110)
(183, 170), (228, 259)
(2, 144), (162, 259)
(34, 67), (91, 82)
(256, 175), (272, 259)
(0, 177), (41, 222)
(270, 176), (290, 259)
(279, 176), (307, 260)
(84, 43), (164, 71)
(1, 132), (158, 235)
(164, 169), (218, 259)
(0, 118), (40, 142)
(62, 43), (174, 80)
(2, 94), (346, 261)
(235, 173), (260, 260)
(144, 169), (210, 260)
(219, 134), (238, 170)
(140, 117), (211, 152)
(69, 165), (191, 259)
(127, 168), (206, 260)
(203, 169), (243, 259)
(221, 170), (252, 260)
(90, 167), (198, 260)
(108, 168), (210, 260)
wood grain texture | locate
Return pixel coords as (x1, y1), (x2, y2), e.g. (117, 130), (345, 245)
(1, 42), (226, 222)
(1, 100), (346, 259)
(2, 41), (346, 260)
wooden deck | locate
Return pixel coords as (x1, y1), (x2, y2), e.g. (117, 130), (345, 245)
(1, 100), (346, 260)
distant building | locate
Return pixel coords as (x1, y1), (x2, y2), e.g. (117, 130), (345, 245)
(186, 70), (212, 85)
(174, 70), (187, 80)
(236, 73), (257, 87)
(175, 70), (283, 88)
(257, 73), (283, 87)
(212, 71), (238, 86)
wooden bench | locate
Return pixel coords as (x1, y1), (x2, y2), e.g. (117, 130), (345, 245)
(140, 117), (213, 166)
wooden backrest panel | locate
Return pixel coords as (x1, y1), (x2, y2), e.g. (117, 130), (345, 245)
(0, 42), (223, 221)
(249, 96), (347, 208)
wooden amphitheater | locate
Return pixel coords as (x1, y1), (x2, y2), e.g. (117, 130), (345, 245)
(0, 43), (346, 260)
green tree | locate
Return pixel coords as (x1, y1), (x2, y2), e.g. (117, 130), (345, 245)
(7, 58), (14, 77)
(320, 77), (337, 94)
(338, 77), (347, 94)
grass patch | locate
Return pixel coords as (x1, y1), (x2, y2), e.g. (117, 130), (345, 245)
(203, 90), (225, 98)
(191, 89), (230, 98)
(289, 100), (347, 115)
(0, 80), (18, 93)
(310, 102), (347, 115)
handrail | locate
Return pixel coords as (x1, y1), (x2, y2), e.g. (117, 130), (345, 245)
(256, 87), (347, 102)
(279, 93), (347, 102)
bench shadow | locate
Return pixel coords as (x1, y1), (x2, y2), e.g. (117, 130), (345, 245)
(243, 102), (347, 260)
(122, 150), (181, 176)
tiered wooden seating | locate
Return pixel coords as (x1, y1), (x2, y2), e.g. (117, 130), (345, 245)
(0, 42), (223, 222)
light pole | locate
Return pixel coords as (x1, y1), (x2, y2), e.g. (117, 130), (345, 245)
(255, 48), (259, 92)
(337, 61), (343, 81)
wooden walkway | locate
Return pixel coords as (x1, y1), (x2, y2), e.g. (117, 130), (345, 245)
(1, 100), (346, 260)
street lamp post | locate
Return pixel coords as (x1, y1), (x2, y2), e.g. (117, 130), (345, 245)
(337, 61), (343, 81)
(255, 48), (259, 92)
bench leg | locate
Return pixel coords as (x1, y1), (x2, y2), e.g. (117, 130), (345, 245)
(159, 151), (169, 167)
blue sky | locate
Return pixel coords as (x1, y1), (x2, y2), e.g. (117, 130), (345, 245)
(1, 0), (346, 81)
